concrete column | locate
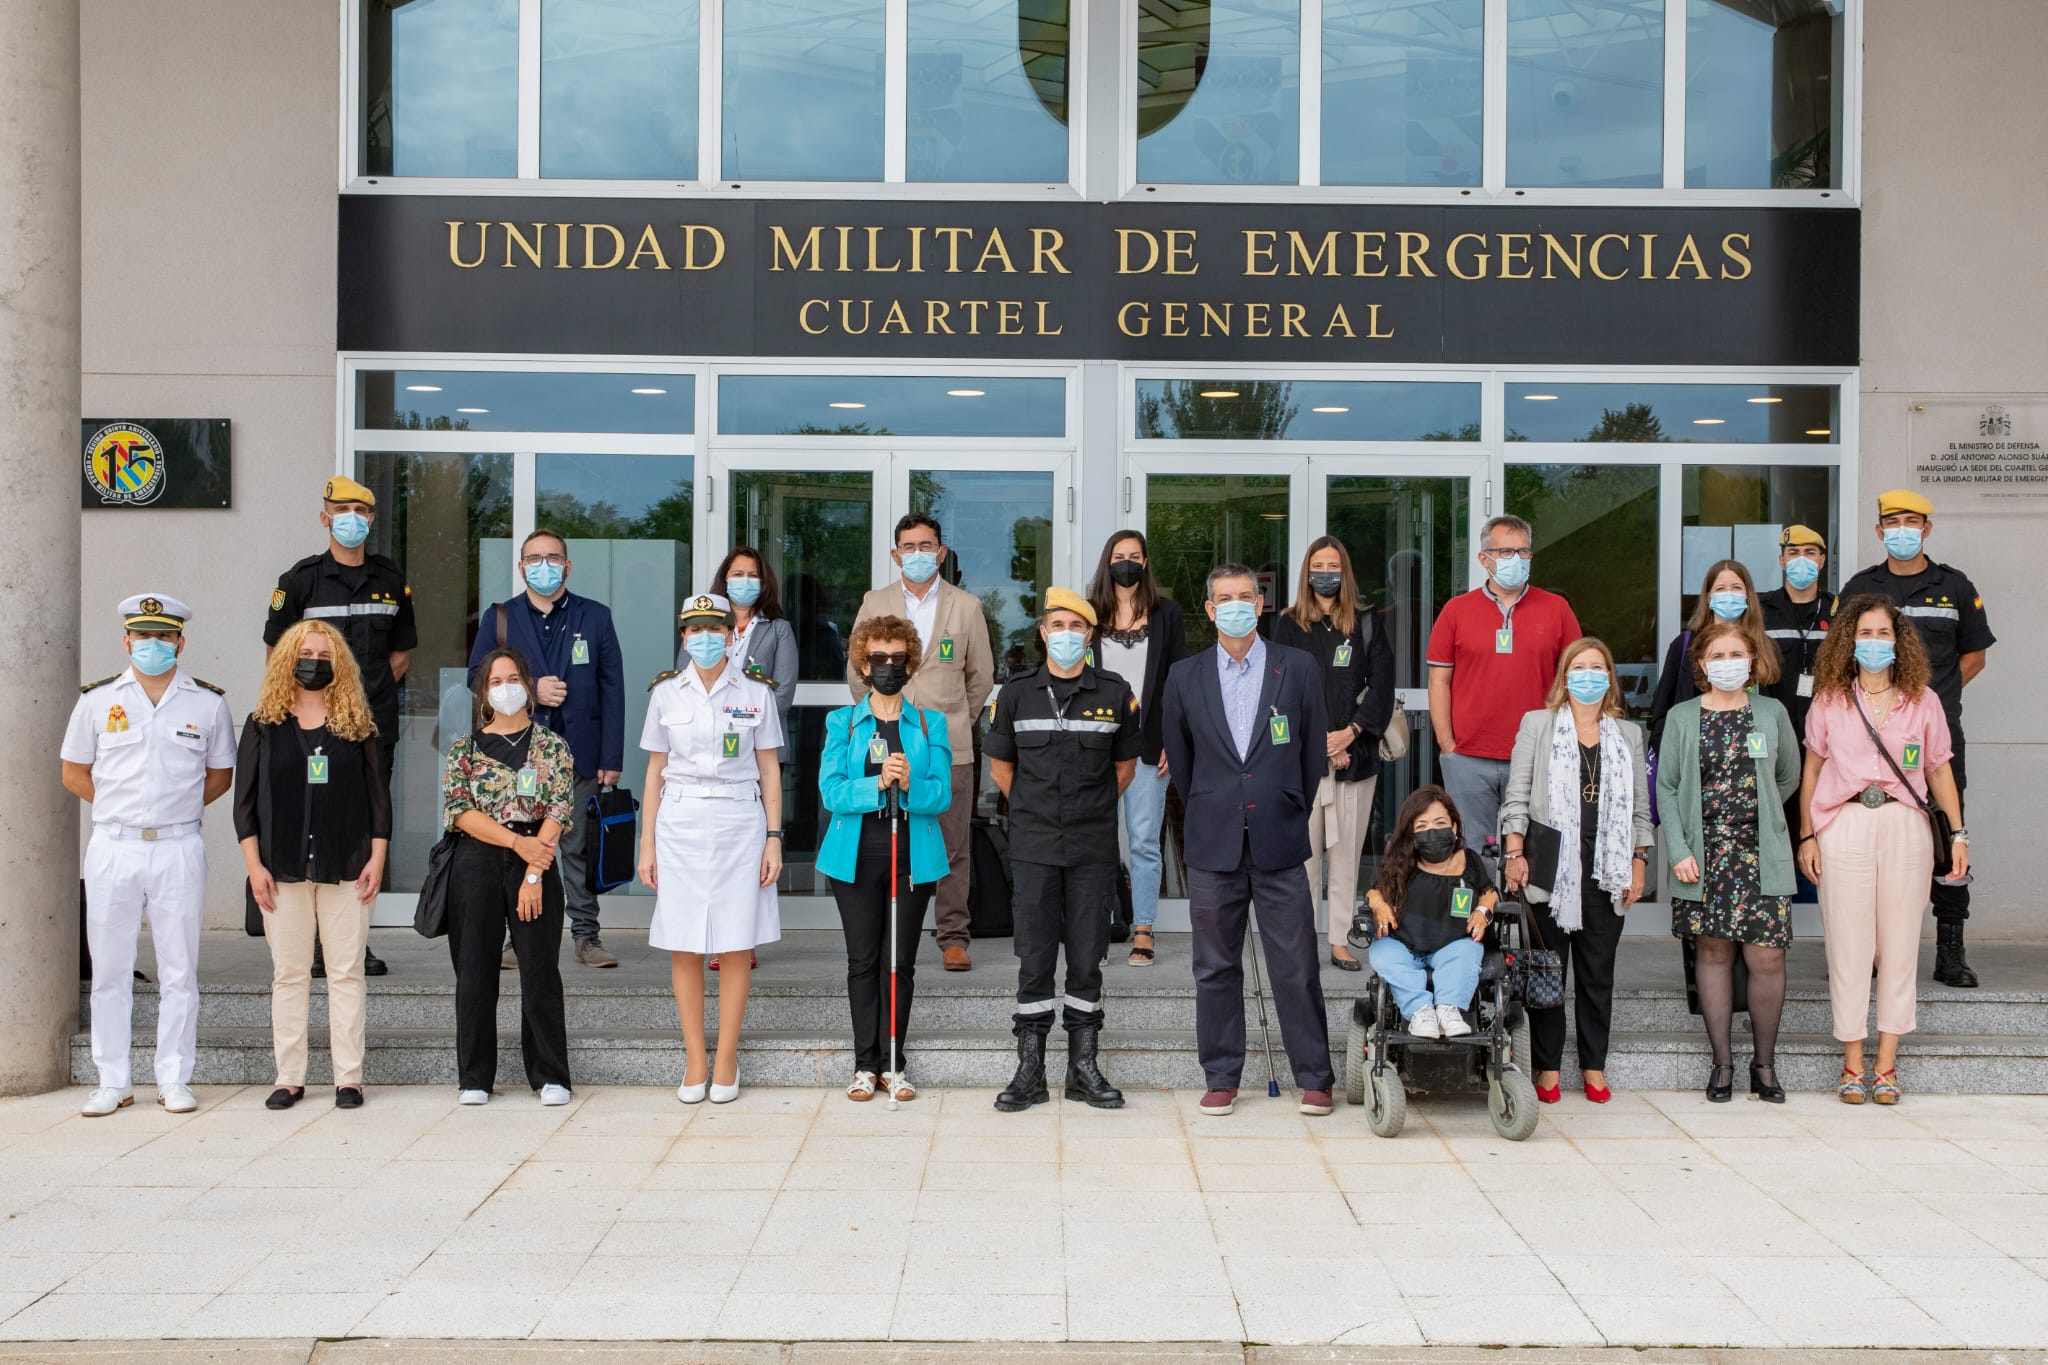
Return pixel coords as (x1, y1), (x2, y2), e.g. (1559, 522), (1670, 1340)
(0, 1), (82, 1095)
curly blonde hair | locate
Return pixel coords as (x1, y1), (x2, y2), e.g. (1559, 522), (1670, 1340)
(849, 614), (923, 679)
(252, 620), (377, 741)
(1810, 594), (1933, 702)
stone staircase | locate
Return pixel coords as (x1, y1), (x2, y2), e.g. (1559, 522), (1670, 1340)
(75, 932), (2048, 1094)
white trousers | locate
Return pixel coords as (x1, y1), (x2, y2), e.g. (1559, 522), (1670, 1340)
(1306, 775), (1378, 948)
(84, 830), (205, 1089)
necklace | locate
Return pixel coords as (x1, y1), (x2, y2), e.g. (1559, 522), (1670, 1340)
(1580, 744), (1600, 807)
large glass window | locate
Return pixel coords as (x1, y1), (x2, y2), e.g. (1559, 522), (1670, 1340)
(1508, 463), (1660, 717)
(357, 372), (694, 433)
(1145, 473), (1292, 653)
(1686, 0), (1845, 189)
(1505, 383), (1838, 443)
(722, 0), (887, 181)
(1505, 0), (1664, 188)
(1135, 379), (1480, 441)
(1680, 463), (1837, 611)
(718, 376), (1064, 437)
(1322, 0), (1484, 188)
(541, 0), (700, 180)
(908, 1), (1071, 182)
(1137, 0), (1302, 185)
(361, 0), (519, 178)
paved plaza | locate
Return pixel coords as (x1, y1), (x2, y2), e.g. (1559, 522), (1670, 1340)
(0, 1081), (2044, 1353)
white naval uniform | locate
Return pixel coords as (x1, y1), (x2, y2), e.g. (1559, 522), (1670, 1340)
(641, 665), (785, 954)
(61, 668), (236, 1090)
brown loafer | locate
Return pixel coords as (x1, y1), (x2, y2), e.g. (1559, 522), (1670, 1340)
(942, 944), (972, 972)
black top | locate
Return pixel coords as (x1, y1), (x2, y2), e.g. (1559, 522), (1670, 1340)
(983, 663), (1143, 865)
(1271, 607), (1397, 782)
(264, 550), (418, 724)
(1097, 596), (1186, 764)
(859, 717), (903, 852)
(1392, 852), (1495, 959)
(233, 717), (392, 883)
(1577, 742), (1601, 890)
(475, 727), (534, 770)
(1837, 558), (1996, 727)
(1757, 586), (1833, 742)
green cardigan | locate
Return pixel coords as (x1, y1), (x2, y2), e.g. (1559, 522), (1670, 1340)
(1654, 694), (1802, 901)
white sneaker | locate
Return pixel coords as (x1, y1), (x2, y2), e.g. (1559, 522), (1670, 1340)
(538, 1084), (573, 1106)
(156, 1083), (197, 1113)
(1436, 1003), (1472, 1038)
(457, 1089), (491, 1106)
(81, 1087), (133, 1117)
(1408, 1008), (1442, 1039)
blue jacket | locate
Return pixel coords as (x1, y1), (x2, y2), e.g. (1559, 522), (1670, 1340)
(816, 698), (953, 886)
(468, 590), (625, 778)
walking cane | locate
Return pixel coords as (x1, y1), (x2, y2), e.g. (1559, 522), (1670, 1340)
(886, 783), (902, 1112)
(1247, 920), (1282, 1099)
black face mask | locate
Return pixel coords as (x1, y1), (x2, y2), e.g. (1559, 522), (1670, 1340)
(294, 658), (335, 691)
(1108, 560), (1146, 588)
(1412, 828), (1461, 864)
(1308, 571), (1344, 599)
(868, 662), (909, 696)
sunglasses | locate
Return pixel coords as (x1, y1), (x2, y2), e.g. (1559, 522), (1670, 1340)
(865, 652), (910, 668)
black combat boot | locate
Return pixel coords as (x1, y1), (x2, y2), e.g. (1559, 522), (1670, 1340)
(994, 1028), (1050, 1111)
(1934, 920), (1979, 988)
(1062, 1023), (1124, 1109)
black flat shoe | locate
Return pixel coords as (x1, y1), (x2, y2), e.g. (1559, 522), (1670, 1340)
(1329, 952), (1363, 972)
(334, 1087), (364, 1109)
(265, 1087), (304, 1110)
(1706, 1064), (1735, 1103)
(1749, 1061), (1785, 1104)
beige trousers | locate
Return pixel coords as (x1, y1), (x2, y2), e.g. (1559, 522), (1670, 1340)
(1306, 774), (1378, 948)
(267, 881), (373, 1087)
(1817, 801), (1932, 1041)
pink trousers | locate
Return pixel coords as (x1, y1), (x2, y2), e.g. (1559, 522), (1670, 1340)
(1816, 801), (1932, 1040)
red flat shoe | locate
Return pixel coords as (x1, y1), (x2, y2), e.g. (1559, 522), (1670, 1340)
(1536, 1082), (1562, 1104)
(1583, 1081), (1612, 1103)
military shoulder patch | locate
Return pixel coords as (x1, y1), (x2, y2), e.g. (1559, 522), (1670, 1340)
(269, 589), (287, 612)
(647, 668), (680, 692)
(79, 674), (121, 694)
(190, 677), (226, 695)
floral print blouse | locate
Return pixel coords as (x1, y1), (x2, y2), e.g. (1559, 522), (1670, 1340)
(441, 725), (577, 832)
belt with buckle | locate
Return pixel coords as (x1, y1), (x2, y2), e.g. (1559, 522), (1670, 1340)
(97, 820), (202, 842)
(1857, 785), (1893, 810)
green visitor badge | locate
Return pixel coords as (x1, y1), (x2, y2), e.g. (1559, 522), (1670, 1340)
(1451, 887), (1474, 918)
(1268, 714), (1291, 745)
(306, 754), (328, 785)
(869, 736), (888, 763)
(1495, 626), (1514, 654)
(1902, 741), (1922, 771)
(722, 732), (740, 759)
(516, 766), (539, 797)
(572, 637), (590, 665)
(1745, 733), (1768, 759)
(1334, 642), (1353, 667)
(938, 637), (955, 663)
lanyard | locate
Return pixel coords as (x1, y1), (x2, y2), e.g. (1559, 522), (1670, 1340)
(1044, 684), (1078, 732)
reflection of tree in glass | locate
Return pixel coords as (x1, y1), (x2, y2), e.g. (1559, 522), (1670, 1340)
(534, 481), (693, 543)
(392, 412), (473, 432)
(1507, 464), (1658, 681)
(784, 422), (891, 436)
(1423, 421), (1528, 443)
(1584, 403), (1667, 443)
(1136, 381), (1297, 439)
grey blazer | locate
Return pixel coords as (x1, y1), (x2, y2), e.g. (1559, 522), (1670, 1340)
(1498, 707), (1653, 905)
(679, 614), (798, 733)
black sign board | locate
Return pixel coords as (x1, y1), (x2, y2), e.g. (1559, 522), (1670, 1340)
(81, 419), (231, 510)
(339, 196), (1858, 368)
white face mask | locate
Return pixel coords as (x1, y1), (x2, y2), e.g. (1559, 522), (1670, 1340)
(487, 681), (529, 715)
(1703, 657), (1751, 693)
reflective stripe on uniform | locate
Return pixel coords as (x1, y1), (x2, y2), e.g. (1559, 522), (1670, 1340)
(1062, 994), (1103, 1014)
(303, 602), (401, 620)
(1902, 605), (1960, 621)
(1763, 628), (1808, 639)
(1015, 998), (1057, 1014)
(1012, 718), (1122, 734)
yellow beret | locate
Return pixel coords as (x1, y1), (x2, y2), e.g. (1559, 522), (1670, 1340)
(1043, 587), (1096, 627)
(322, 475), (376, 507)
(1877, 488), (1933, 518)
(1779, 524), (1826, 548)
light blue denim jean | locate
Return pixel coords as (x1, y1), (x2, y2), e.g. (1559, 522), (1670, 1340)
(1368, 935), (1482, 1019)
(1120, 760), (1169, 929)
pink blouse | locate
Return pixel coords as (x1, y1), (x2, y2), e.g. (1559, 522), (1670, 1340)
(1804, 689), (1953, 834)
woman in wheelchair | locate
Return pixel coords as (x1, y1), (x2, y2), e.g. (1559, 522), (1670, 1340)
(1364, 786), (1500, 1040)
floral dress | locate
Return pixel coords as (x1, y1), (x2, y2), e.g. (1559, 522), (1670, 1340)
(1671, 705), (1790, 949)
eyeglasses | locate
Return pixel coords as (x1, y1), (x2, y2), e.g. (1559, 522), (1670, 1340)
(1483, 546), (1534, 560)
(519, 554), (568, 567)
(896, 541), (941, 555)
(865, 652), (910, 668)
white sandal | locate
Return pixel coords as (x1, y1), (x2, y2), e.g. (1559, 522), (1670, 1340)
(845, 1071), (877, 1101)
(881, 1070), (917, 1102)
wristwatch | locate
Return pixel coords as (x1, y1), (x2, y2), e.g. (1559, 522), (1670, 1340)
(1951, 829), (1969, 845)
(524, 872), (540, 885)
(765, 830), (784, 840)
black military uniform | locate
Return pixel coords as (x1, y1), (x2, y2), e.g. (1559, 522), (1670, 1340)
(983, 660), (1141, 1109)
(265, 549), (417, 782)
(1758, 586), (1833, 742)
(1838, 553), (1995, 982)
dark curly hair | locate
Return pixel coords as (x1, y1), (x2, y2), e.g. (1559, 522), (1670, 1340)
(848, 614), (924, 680)
(1810, 593), (1932, 702)
(1373, 784), (1466, 915)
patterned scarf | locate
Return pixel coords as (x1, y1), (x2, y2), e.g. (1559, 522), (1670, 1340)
(1545, 706), (1635, 932)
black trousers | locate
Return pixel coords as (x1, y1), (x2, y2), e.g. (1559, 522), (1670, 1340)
(446, 837), (570, 1092)
(1931, 735), (1968, 923)
(830, 828), (933, 1075)
(1527, 890), (1629, 1073)
(1187, 833), (1334, 1091)
(1010, 859), (1117, 1032)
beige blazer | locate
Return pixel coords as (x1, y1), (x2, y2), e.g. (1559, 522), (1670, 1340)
(847, 578), (994, 765)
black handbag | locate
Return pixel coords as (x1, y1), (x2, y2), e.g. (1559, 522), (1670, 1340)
(1852, 694), (1955, 879)
(1518, 900), (1566, 1010)
(413, 831), (460, 938)
(1106, 862), (1133, 944)
(585, 785), (640, 894)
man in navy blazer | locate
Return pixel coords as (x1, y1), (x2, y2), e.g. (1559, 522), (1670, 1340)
(1161, 563), (1335, 1116)
(469, 527), (626, 967)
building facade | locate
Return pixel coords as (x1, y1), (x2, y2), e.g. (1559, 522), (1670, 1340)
(44, 0), (2041, 970)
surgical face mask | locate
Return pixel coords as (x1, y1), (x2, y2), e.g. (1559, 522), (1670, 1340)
(1853, 639), (1897, 673)
(899, 550), (940, 584)
(1308, 571), (1344, 599)
(522, 560), (564, 595)
(1108, 560), (1145, 589)
(294, 658), (335, 691)
(1782, 557), (1821, 591)
(1703, 657), (1751, 693)
(1883, 525), (1924, 561)
(1708, 591), (1748, 621)
(1045, 629), (1088, 669)
(867, 662), (908, 696)
(726, 575), (761, 607)
(1565, 669), (1611, 705)
(1212, 600), (1259, 639)
(1412, 827), (1461, 864)
(1489, 553), (1530, 590)
(486, 681), (529, 715)
(129, 637), (178, 677)
(328, 511), (371, 549)
(683, 632), (727, 669)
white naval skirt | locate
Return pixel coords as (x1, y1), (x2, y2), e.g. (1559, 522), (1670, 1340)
(648, 793), (782, 955)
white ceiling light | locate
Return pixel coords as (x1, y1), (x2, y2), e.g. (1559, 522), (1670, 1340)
(630, 387), (667, 395)
(1199, 389), (1239, 399)
(404, 385), (442, 392)
(829, 401), (866, 409)
(1747, 396), (1783, 404)
(1521, 393), (1558, 401)
(945, 389), (986, 397)
(1693, 418), (1726, 425)
(456, 407), (489, 414)
(1806, 428), (1832, 436)
(1311, 406), (1350, 413)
